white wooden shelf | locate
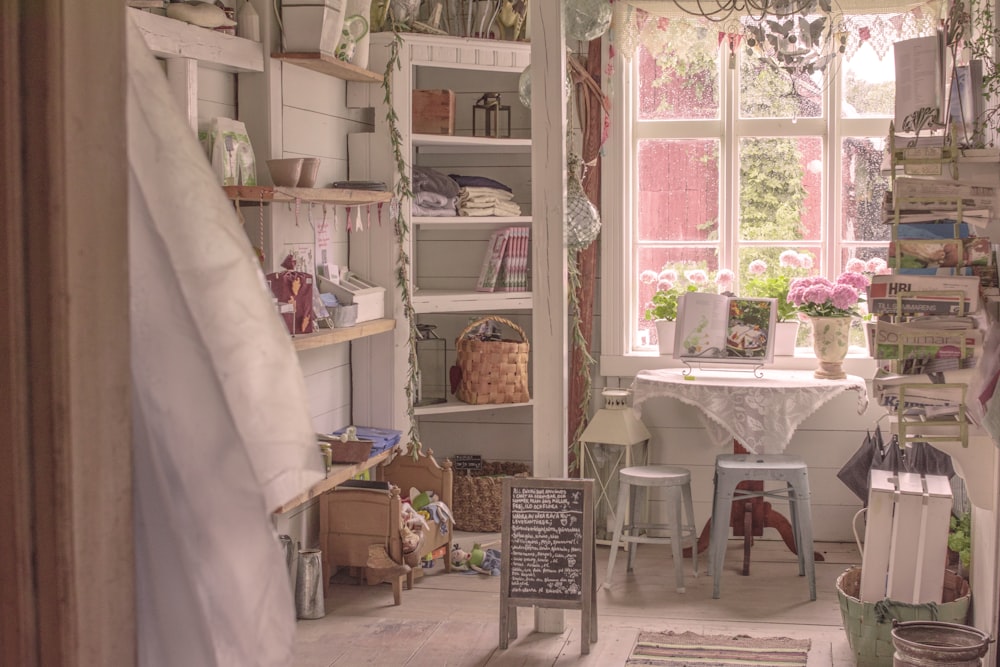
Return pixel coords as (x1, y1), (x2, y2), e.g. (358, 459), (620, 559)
(412, 134), (532, 152)
(414, 397), (532, 416)
(412, 290), (531, 313)
(272, 51), (382, 83)
(291, 318), (395, 352)
(223, 185), (392, 206)
(272, 446), (395, 515)
(412, 215), (532, 226)
(128, 7), (264, 73)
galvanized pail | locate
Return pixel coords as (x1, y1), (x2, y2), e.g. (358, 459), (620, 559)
(891, 620), (992, 666)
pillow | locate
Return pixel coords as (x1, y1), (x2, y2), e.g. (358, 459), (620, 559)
(166, 1), (237, 28)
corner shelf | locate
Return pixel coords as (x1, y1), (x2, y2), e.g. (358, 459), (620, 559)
(414, 397), (532, 416)
(272, 52), (382, 83)
(223, 185), (392, 206)
(272, 446), (395, 515)
(412, 290), (531, 314)
(129, 7), (264, 73)
(291, 318), (395, 352)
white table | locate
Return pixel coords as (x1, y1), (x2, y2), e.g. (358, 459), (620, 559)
(630, 368), (869, 566)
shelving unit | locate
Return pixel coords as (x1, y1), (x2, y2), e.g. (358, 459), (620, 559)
(291, 318), (395, 352)
(346, 32), (534, 433)
(272, 52), (382, 82)
(223, 185), (392, 205)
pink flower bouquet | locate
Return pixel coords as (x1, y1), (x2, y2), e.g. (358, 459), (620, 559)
(787, 272), (869, 318)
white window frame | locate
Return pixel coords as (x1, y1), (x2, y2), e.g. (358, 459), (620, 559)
(600, 19), (893, 377)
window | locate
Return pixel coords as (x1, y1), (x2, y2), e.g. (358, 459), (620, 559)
(600, 6), (939, 364)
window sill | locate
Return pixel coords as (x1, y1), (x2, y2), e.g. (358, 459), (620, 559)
(599, 350), (878, 382)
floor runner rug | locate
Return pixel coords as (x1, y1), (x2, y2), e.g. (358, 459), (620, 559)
(627, 630), (810, 667)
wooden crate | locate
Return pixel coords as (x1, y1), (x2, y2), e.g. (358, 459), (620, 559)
(412, 89), (455, 135)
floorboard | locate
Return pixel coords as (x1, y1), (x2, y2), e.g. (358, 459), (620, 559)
(294, 535), (861, 666)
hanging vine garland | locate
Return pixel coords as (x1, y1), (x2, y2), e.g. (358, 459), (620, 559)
(381, 28), (423, 457)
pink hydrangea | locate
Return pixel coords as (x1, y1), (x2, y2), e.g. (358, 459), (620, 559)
(748, 259), (768, 275)
(866, 257), (889, 275)
(716, 268), (735, 286)
(779, 250), (802, 268)
(845, 258), (867, 274)
(800, 254), (814, 269)
(686, 269), (709, 285)
(831, 283), (860, 310)
(837, 271), (870, 290)
(639, 269), (659, 285)
(658, 268), (679, 283)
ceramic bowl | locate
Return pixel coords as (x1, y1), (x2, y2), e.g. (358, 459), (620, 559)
(266, 158), (304, 187)
(297, 158), (321, 188)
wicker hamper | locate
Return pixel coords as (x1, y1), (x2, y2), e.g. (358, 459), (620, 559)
(454, 316), (530, 405)
(836, 565), (971, 667)
(451, 461), (531, 532)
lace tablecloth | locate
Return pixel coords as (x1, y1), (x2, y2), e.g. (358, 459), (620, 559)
(631, 369), (869, 454)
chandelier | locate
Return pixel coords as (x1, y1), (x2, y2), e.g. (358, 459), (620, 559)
(670, 0), (830, 23)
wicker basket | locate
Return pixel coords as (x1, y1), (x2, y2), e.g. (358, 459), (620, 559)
(836, 565), (971, 667)
(454, 316), (530, 405)
(452, 461), (531, 532)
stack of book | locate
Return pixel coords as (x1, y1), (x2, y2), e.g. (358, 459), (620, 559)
(475, 226), (530, 293)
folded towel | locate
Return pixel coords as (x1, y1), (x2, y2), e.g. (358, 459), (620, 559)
(458, 200), (521, 217)
(459, 186), (516, 202)
(415, 191), (454, 209)
(449, 174), (513, 193)
(413, 201), (458, 217)
(413, 166), (460, 198)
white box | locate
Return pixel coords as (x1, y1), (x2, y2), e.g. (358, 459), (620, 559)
(318, 273), (385, 323)
(860, 470), (952, 604)
(281, 1), (344, 56)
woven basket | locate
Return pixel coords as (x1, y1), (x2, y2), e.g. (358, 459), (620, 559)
(454, 316), (530, 405)
(452, 461), (531, 532)
(836, 565), (971, 667)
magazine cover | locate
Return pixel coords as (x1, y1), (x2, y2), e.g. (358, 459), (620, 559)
(674, 293), (777, 364)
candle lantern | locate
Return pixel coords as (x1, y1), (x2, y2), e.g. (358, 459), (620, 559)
(414, 323), (447, 406)
(579, 388), (651, 544)
(472, 92), (511, 138)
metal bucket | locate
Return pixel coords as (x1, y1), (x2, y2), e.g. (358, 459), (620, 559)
(294, 549), (326, 620)
(278, 534), (297, 591)
(892, 621), (992, 666)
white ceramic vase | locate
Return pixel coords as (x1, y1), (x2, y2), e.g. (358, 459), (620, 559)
(654, 319), (676, 355)
(809, 316), (851, 379)
(773, 320), (800, 356)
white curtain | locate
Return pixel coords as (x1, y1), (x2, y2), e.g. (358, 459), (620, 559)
(126, 14), (324, 666)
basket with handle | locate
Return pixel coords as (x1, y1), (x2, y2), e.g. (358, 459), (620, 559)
(454, 316), (530, 405)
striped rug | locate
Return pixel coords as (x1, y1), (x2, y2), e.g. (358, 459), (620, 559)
(627, 631), (810, 666)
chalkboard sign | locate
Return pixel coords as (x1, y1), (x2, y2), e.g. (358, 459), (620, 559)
(499, 477), (596, 654)
(451, 454), (483, 471)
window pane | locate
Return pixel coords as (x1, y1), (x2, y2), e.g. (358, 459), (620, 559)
(637, 17), (719, 120)
(841, 137), (891, 244)
(739, 137), (822, 241)
(842, 38), (894, 117)
(740, 59), (824, 119)
(637, 139), (719, 242)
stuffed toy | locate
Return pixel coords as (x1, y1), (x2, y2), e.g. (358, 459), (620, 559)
(450, 542), (500, 576)
(409, 487), (454, 535)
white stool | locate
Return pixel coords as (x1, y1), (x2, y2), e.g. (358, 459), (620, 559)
(709, 453), (815, 600)
(604, 465), (698, 593)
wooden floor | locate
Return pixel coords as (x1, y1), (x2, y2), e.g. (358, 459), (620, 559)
(293, 534), (860, 666)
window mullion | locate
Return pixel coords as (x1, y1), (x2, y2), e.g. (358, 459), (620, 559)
(721, 46), (737, 273)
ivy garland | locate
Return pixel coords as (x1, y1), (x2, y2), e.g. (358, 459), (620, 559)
(381, 28), (422, 457)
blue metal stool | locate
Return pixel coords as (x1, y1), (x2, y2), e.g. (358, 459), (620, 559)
(709, 453), (816, 600)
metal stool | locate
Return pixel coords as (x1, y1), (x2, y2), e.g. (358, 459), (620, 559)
(604, 465), (698, 593)
(709, 453), (816, 600)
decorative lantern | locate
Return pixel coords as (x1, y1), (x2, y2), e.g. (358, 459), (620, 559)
(472, 92), (511, 138)
(414, 323), (447, 406)
(579, 388), (651, 544)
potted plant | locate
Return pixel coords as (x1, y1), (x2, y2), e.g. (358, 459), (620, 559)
(948, 510), (972, 578)
(787, 271), (869, 379)
(640, 265), (735, 354)
(740, 250), (812, 355)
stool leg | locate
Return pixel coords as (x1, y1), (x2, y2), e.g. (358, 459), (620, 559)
(626, 484), (642, 573)
(787, 482), (804, 576)
(793, 472), (816, 601)
(604, 478), (630, 588)
(670, 486), (685, 593)
(682, 481), (698, 577)
(711, 474), (737, 599)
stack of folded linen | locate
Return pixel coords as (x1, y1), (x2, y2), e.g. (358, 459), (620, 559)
(412, 166), (459, 216)
(451, 174), (522, 217)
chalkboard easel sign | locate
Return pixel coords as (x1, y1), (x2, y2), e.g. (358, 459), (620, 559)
(499, 477), (596, 654)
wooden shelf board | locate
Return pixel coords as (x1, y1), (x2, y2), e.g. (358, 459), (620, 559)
(223, 185), (392, 206)
(272, 447), (395, 515)
(412, 215), (532, 226)
(273, 52), (383, 83)
(412, 290), (532, 313)
(129, 8), (264, 72)
(292, 318), (395, 351)
(415, 397), (532, 416)
(412, 134), (532, 151)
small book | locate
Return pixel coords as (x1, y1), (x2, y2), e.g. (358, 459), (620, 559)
(476, 229), (511, 292)
(674, 293), (777, 364)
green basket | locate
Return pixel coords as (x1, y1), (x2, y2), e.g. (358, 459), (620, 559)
(836, 565), (971, 667)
